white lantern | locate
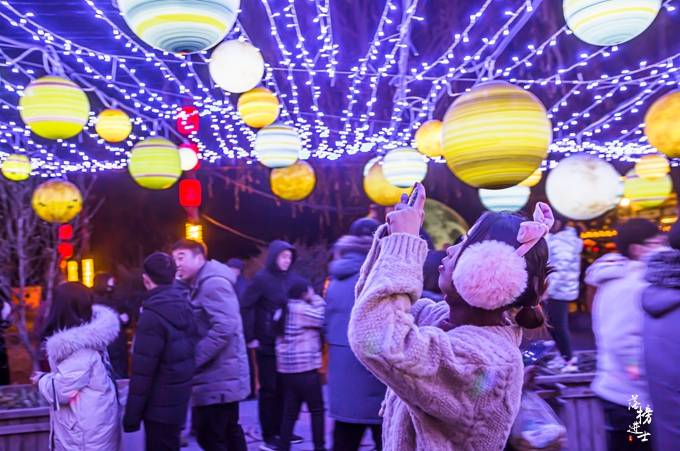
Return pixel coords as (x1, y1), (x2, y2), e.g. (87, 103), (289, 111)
(209, 40), (265, 93)
(179, 144), (199, 171)
(255, 124), (301, 168)
(382, 148), (428, 188)
(479, 186), (531, 212)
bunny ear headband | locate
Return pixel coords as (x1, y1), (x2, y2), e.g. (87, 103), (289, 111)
(452, 202), (555, 311)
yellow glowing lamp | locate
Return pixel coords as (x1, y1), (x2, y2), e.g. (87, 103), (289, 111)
(635, 154), (670, 180)
(645, 90), (680, 158)
(32, 179), (83, 224)
(238, 87), (280, 128)
(414, 120), (443, 157)
(363, 158), (412, 206)
(81, 259), (95, 288)
(67, 261), (79, 282)
(186, 223), (204, 242)
(1, 154), (32, 182)
(623, 169), (672, 209)
(270, 160), (316, 201)
(95, 109), (132, 143)
(519, 167), (543, 187)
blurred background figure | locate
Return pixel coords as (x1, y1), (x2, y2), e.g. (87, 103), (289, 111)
(93, 272), (130, 378)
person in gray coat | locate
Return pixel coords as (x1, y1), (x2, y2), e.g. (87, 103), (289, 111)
(173, 240), (250, 451)
(325, 218), (386, 451)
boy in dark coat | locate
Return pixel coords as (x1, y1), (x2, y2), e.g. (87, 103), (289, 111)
(123, 252), (196, 451)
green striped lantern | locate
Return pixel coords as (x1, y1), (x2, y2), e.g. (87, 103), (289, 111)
(118, 0), (241, 54)
(255, 124), (301, 168)
(128, 137), (182, 190)
(382, 148), (428, 188)
(19, 76), (90, 140)
(479, 186), (531, 212)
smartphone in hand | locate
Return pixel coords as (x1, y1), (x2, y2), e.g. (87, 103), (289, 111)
(407, 183), (420, 207)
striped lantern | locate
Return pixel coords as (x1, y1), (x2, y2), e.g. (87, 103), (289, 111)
(118, 0), (240, 54)
(479, 186), (531, 212)
(442, 81), (551, 189)
(363, 157), (412, 206)
(414, 120), (443, 157)
(645, 90), (680, 158)
(623, 169), (673, 209)
(270, 160), (316, 202)
(1, 154), (32, 182)
(128, 137), (182, 190)
(95, 109), (132, 143)
(563, 0), (661, 46)
(255, 124), (301, 168)
(382, 148), (428, 188)
(32, 179), (83, 224)
(519, 167), (543, 187)
(635, 154), (670, 180)
(19, 76), (90, 140)
(238, 88), (280, 128)
(209, 40), (265, 94)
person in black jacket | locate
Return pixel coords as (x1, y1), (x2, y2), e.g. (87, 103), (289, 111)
(242, 240), (299, 451)
(123, 252), (196, 451)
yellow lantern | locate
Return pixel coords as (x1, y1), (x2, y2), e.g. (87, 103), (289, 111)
(1, 154), (32, 182)
(442, 81), (551, 189)
(363, 158), (412, 206)
(623, 169), (673, 209)
(238, 88), (280, 128)
(81, 259), (95, 288)
(270, 160), (316, 201)
(32, 179), (83, 224)
(95, 109), (132, 143)
(635, 154), (670, 180)
(67, 261), (79, 282)
(414, 120), (443, 157)
(19, 76), (90, 140)
(645, 91), (680, 158)
(128, 137), (182, 190)
(185, 223), (204, 242)
(519, 167), (543, 187)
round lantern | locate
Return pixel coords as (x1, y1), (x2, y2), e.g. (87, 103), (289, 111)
(623, 170), (672, 209)
(209, 40), (265, 94)
(32, 180), (83, 224)
(117, 0), (240, 54)
(95, 109), (132, 143)
(1, 154), (31, 182)
(479, 186), (531, 212)
(563, 0), (661, 46)
(363, 158), (412, 206)
(546, 155), (623, 220)
(179, 179), (202, 208)
(128, 137), (182, 190)
(270, 160), (316, 202)
(238, 88), (280, 128)
(179, 143), (200, 171)
(442, 81), (551, 189)
(645, 90), (680, 158)
(255, 124), (301, 168)
(19, 76), (90, 140)
(382, 148), (428, 188)
(415, 120), (443, 158)
(635, 154), (670, 180)
(176, 106), (200, 136)
(519, 167), (543, 187)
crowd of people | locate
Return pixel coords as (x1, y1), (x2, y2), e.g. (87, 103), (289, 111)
(27, 183), (680, 451)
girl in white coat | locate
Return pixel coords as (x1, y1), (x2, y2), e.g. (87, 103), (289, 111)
(35, 282), (122, 450)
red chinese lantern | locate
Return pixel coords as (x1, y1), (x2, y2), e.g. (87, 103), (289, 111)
(179, 179), (202, 208)
(176, 106), (200, 136)
(58, 224), (74, 241)
(57, 242), (74, 260)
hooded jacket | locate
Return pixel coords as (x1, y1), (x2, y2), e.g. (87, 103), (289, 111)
(38, 305), (121, 451)
(242, 240), (297, 352)
(123, 283), (196, 431)
(191, 260), (250, 406)
(546, 227), (584, 301)
(642, 249), (680, 449)
(585, 253), (650, 407)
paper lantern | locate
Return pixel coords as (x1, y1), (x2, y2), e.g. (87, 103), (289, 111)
(67, 261), (79, 282)
(563, 0), (661, 46)
(82, 259), (95, 288)
(363, 158), (412, 206)
(1, 154), (31, 182)
(32, 180), (83, 224)
(209, 40), (264, 93)
(546, 155), (623, 220)
(442, 81), (551, 189)
(635, 154), (670, 180)
(176, 106), (200, 136)
(95, 109), (132, 143)
(519, 167), (543, 187)
(255, 124), (301, 168)
(623, 170), (672, 209)
(415, 120), (443, 157)
(270, 161), (316, 202)
(19, 76), (90, 140)
(645, 91), (680, 158)
(118, 0), (240, 54)
(185, 223), (204, 242)
(479, 186), (531, 212)
(57, 243), (74, 260)
(179, 143), (200, 171)
(179, 179), (202, 208)
(128, 137), (182, 190)
(238, 88), (280, 128)
(58, 224), (74, 241)
(382, 148), (428, 188)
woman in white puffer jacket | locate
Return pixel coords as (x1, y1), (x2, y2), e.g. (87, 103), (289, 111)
(36, 282), (121, 451)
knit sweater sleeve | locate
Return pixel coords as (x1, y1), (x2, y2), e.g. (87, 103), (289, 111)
(348, 228), (471, 418)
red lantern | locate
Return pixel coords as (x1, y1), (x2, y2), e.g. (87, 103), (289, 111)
(58, 224), (74, 241)
(57, 242), (74, 260)
(179, 179), (202, 208)
(176, 106), (200, 136)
